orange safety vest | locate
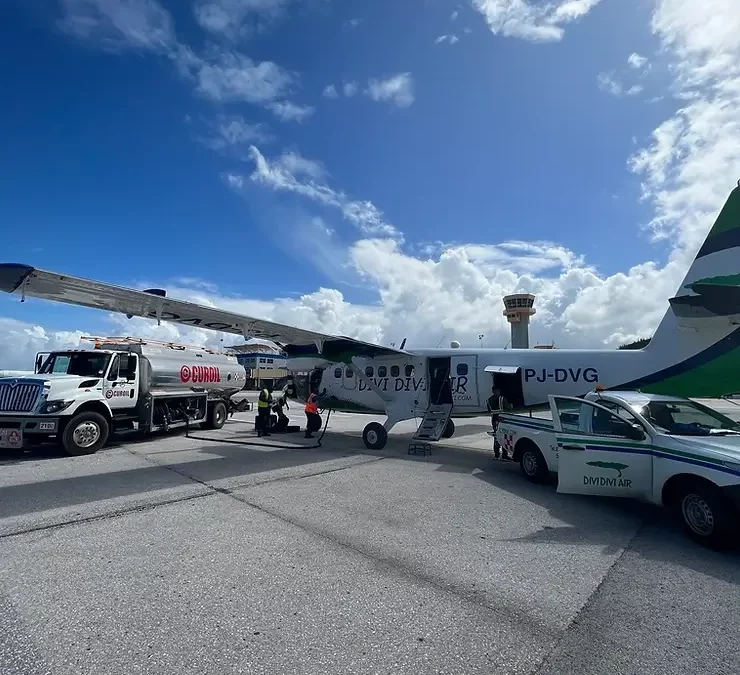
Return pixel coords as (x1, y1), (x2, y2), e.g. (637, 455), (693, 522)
(305, 397), (318, 414)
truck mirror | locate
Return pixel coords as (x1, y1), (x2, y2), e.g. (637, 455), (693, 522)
(626, 423), (645, 441)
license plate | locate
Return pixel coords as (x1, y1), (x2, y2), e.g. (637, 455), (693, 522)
(0, 429), (23, 449)
(39, 421), (56, 431)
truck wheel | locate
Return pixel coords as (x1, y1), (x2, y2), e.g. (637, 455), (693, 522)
(441, 419), (455, 438)
(204, 401), (228, 430)
(518, 441), (549, 484)
(676, 479), (737, 549)
(363, 422), (388, 450)
(61, 411), (109, 456)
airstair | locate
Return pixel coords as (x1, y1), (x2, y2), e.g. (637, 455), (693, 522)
(409, 403), (453, 455)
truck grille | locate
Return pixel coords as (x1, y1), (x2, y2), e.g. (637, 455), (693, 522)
(0, 382), (40, 413)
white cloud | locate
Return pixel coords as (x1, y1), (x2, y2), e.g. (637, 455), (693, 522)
(323, 84), (338, 98)
(451, 10), (459, 20)
(365, 73), (415, 108)
(267, 101), (315, 122)
(343, 81), (359, 97)
(435, 34), (460, 45)
(597, 72), (643, 97)
(198, 113), (272, 151)
(0, 318), (86, 371)
(629, 0), (740, 254)
(471, 0), (601, 42)
(57, 0), (175, 53)
(628, 52), (648, 69)
(238, 146), (401, 239)
(193, 0), (291, 41)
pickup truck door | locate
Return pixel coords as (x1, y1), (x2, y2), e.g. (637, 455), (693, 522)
(550, 395), (653, 499)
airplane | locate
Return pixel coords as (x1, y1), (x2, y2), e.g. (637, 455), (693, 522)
(1, 182), (740, 450)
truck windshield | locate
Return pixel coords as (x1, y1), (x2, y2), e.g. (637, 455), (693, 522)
(39, 352), (111, 378)
(639, 400), (740, 436)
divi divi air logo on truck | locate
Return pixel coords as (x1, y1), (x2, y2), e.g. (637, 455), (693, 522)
(180, 365), (221, 383)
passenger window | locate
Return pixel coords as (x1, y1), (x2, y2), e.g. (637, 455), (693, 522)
(390, 365), (400, 377)
(378, 366), (387, 377)
(456, 363), (468, 376)
(405, 365), (414, 377)
(365, 366), (374, 377)
(345, 368), (353, 378)
(334, 367), (342, 378)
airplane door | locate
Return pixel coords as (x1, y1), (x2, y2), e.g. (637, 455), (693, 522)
(427, 357), (453, 405)
(342, 365), (357, 390)
(450, 355), (479, 411)
(552, 396), (652, 500)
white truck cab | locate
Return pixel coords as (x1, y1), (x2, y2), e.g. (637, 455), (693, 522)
(494, 390), (740, 548)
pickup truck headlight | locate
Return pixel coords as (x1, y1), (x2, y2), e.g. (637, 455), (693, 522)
(40, 400), (74, 414)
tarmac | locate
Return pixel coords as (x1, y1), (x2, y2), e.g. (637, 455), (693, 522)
(0, 399), (739, 674)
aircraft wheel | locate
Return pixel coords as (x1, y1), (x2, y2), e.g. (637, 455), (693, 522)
(363, 422), (388, 450)
(441, 419), (455, 438)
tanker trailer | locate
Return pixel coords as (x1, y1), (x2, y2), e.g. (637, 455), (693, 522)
(0, 336), (250, 456)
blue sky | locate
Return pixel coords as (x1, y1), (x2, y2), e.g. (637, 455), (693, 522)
(0, 0), (737, 367)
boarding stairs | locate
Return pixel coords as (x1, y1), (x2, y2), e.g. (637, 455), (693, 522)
(408, 403), (453, 456)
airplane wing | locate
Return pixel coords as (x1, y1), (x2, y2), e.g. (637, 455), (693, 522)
(0, 263), (405, 359)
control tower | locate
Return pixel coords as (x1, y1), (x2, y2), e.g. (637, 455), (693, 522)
(503, 294), (536, 349)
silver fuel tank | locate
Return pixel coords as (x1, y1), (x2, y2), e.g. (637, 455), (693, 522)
(94, 338), (247, 397)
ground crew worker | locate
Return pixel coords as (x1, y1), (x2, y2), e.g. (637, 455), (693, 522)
(257, 386), (272, 437)
(304, 393), (320, 439)
(274, 394), (290, 432)
(487, 385), (510, 460)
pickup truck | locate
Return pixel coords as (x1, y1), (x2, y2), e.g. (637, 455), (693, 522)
(493, 389), (740, 548)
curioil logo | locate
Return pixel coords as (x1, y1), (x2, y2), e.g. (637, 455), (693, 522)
(180, 365), (221, 384)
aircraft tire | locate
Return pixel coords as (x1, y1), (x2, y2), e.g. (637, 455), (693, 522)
(441, 419), (455, 438)
(363, 422), (388, 450)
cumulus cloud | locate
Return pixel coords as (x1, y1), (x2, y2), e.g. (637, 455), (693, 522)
(471, 0), (601, 42)
(628, 52), (648, 69)
(322, 84), (338, 98)
(365, 73), (415, 108)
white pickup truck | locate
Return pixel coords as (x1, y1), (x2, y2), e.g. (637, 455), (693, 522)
(493, 390), (740, 548)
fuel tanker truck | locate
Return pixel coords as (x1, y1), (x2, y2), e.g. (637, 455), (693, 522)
(0, 336), (252, 456)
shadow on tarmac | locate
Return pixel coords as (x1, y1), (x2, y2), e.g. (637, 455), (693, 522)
(1, 418), (738, 582)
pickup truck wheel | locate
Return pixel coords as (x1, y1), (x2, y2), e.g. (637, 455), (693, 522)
(204, 401), (228, 430)
(61, 411), (109, 456)
(518, 442), (549, 484)
(677, 480), (736, 549)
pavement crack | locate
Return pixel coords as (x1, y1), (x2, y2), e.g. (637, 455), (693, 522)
(0, 491), (214, 541)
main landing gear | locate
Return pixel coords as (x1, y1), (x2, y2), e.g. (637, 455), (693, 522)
(361, 418), (456, 450)
(362, 422), (388, 449)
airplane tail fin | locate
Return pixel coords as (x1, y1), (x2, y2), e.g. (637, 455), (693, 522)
(640, 181), (740, 395)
